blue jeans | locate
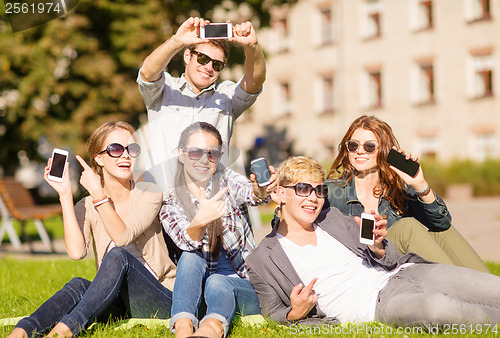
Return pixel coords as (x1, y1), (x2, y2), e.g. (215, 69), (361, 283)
(16, 247), (172, 337)
(170, 250), (260, 337)
(376, 263), (500, 327)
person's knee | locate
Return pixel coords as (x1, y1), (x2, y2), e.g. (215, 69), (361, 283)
(66, 277), (91, 291)
(205, 275), (232, 295)
(178, 250), (207, 271)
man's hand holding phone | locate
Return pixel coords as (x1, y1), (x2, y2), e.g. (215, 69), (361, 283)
(355, 212), (387, 259)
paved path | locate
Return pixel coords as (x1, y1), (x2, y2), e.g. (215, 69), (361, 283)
(1, 197), (499, 262)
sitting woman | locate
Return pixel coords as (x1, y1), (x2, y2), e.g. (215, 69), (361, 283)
(327, 115), (489, 273)
(8, 121), (176, 338)
(160, 122), (275, 338)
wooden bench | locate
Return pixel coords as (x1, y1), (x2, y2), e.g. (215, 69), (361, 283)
(0, 177), (61, 251)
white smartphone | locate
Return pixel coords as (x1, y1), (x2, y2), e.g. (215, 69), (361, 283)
(200, 23), (233, 39)
(359, 213), (375, 245)
(250, 157), (271, 187)
(47, 148), (69, 182)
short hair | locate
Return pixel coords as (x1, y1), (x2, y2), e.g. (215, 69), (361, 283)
(277, 156), (326, 187)
(190, 39), (230, 62)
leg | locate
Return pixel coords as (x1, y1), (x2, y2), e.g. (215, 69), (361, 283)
(429, 226), (491, 273)
(376, 263), (500, 327)
(387, 218), (455, 265)
(200, 274), (260, 337)
(170, 250), (208, 337)
(58, 247), (172, 336)
(10, 277), (91, 337)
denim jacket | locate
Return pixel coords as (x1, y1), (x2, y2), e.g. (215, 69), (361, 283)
(324, 179), (452, 232)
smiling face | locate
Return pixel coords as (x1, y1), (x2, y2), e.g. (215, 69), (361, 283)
(348, 128), (380, 175)
(183, 43), (225, 94)
(95, 129), (136, 182)
(180, 130), (221, 185)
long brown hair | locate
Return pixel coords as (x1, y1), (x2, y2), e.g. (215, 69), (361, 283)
(174, 122), (224, 258)
(87, 121), (135, 187)
(328, 115), (407, 214)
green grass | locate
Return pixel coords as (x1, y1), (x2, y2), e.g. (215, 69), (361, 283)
(0, 259), (499, 337)
(0, 215), (65, 244)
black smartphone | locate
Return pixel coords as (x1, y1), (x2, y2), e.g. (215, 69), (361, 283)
(386, 148), (420, 178)
(47, 148), (69, 182)
(250, 157), (271, 187)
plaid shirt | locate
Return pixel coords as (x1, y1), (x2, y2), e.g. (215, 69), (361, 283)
(160, 168), (269, 278)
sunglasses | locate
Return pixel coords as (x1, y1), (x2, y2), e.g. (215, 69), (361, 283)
(346, 140), (379, 154)
(191, 50), (226, 72)
(183, 147), (223, 163)
(99, 143), (141, 158)
(282, 183), (328, 199)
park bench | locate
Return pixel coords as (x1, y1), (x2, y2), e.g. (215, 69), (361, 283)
(0, 177), (61, 251)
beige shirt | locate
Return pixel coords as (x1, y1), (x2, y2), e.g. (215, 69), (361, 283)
(74, 181), (176, 291)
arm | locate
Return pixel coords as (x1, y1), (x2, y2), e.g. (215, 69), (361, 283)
(230, 21), (266, 94)
(354, 213), (387, 259)
(140, 17), (210, 82)
(226, 167), (276, 207)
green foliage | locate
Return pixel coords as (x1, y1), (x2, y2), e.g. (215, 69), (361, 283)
(0, 0), (296, 175)
(421, 159), (500, 197)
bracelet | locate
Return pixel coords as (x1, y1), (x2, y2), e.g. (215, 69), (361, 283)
(252, 190), (267, 203)
(415, 183), (431, 197)
(92, 196), (109, 207)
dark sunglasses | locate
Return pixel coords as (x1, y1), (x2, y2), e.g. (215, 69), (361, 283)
(191, 50), (226, 72)
(183, 147), (223, 163)
(99, 143), (141, 158)
(282, 183), (328, 199)
(346, 140), (379, 154)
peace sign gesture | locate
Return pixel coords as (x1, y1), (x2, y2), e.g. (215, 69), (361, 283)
(76, 155), (104, 199)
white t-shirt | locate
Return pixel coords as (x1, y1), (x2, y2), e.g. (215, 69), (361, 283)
(278, 225), (409, 322)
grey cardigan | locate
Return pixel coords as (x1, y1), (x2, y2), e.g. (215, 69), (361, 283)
(246, 207), (430, 324)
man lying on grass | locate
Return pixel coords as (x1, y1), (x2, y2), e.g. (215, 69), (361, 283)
(246, 156), (500, 329)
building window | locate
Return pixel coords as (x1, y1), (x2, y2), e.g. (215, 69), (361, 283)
(270, 16), (290, 53)
(272, 81), (293, 116)
(475, 133), (496, 161)
(315, 74), (335, 114)
(411, 61), (435, 104)
(368, 70), (382, 107)
(320, 8), (334, 45)
(468, 53), (494, 98)
(362, 0), (382, 39)
(418, 136), (437, 159)
(465, 0), (491, 22)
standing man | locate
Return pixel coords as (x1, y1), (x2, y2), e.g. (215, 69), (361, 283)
(137, 17), (266, 193)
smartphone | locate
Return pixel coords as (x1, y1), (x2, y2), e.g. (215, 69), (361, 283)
(200, 23), (233, 39)
(359, 213), (375, 245)
(47, 148), (69, 182)
(386, 148), (420, 178)
(250, 157), (271, 187)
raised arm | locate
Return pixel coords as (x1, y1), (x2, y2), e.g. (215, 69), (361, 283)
(140, 17), (210, 82)
(230, 21), (266, 94)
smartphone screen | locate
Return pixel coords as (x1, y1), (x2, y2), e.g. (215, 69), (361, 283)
(250, 158), (271, 187)
(386, 149), (420, 178)
(49, 152), (67, 178)
(202, 24), (231, 39)
(360, 217), (374, 240)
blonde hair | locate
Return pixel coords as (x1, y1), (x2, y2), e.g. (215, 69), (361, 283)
(277, 156), (326, 186)
(87, 121), (135, 186)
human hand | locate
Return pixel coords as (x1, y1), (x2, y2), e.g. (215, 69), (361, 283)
(249, 165), (277, 200)
(229, 21), (258, 47)
(43, 158), (71, 197)
(76, 155), (104, 199)
(354, 211), (387, 249)
(287, 278), (318, 321)
(195, 186), (229, 224)
(173, 17), (210, 47)
(388, 147), (428, 192)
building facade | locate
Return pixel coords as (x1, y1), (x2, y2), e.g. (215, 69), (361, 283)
(233, 0), (500, 164)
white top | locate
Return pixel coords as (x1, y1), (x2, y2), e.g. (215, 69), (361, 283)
(278, 225), (410, 322)
(136, 70), (261, 193)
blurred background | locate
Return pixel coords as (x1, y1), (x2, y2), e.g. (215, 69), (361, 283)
(1, 0), (500, 201)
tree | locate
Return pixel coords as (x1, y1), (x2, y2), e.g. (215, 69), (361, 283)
(0, 0), (295, 175)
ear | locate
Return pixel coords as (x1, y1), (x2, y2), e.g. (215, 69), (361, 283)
(275, 186), (287, 205)
(94, 154), (104, 167)
(178, 148), (185, 164)
(183, 49), (191, 66)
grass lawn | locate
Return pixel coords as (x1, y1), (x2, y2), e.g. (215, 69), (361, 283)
(0, 258), (499, 337)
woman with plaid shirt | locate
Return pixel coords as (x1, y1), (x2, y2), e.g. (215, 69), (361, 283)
(160, 122), (276, 338)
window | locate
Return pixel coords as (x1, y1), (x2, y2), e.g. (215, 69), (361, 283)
(360, 68), (383, 108)
(362, 0), (382, 39)
(270, 16), (290, 53)
(475, 132), (496, 161)
(320, 8), (334, 45)
(418, 136), (437, 159)
(411, 61), (435, 104)
(314, 74), (335, 114)
(467, 53), (494, 98)
(410, 0), (433, 30)
(271, 81), (293, 116)
(465, 0), (491, 22)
